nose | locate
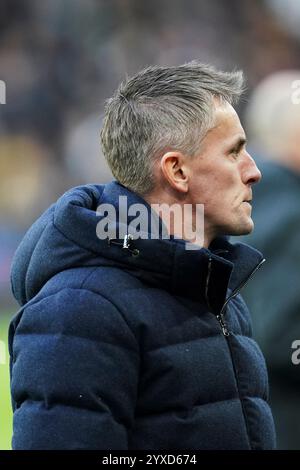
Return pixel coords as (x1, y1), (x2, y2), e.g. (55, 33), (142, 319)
(242, 152), (262, 185)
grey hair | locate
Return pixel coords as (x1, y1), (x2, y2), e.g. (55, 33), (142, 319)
(100, 61), (244, 195)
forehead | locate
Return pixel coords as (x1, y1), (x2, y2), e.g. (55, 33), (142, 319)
(200, 101), (245, 151)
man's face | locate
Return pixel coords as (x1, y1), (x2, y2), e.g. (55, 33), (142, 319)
(187, 100), (261, 242)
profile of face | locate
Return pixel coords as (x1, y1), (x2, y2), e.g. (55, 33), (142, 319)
(187, 100), (261, 243)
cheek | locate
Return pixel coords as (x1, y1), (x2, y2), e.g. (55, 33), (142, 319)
(204, 185), (237, 218)
(190, 166), (238, 207)
(196, 172), (220, 196)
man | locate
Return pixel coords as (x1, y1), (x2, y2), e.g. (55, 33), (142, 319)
(9, 62), (276, 449)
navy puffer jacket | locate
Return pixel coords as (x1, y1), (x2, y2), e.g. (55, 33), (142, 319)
(9, 181), (276, 449)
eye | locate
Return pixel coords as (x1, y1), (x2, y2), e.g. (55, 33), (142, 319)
(229, 148), (239, 158)
(229, 143), (246, 159)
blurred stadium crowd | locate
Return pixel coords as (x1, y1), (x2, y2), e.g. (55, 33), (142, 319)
(1, 0), (300, 449)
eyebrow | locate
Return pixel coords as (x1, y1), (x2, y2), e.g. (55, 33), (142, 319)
(227, 137), (247, 153)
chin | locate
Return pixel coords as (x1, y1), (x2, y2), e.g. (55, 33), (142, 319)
(236, 220), (254, 235)
(225, 218), (254, 236)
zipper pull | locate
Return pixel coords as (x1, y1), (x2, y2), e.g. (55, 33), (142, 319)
(216, 313), (230, 337)
(123, 234), (133, 249)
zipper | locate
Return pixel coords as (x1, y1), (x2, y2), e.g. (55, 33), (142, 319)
(205, 257), (213, 312)
(215, 258), (265, 337)
(216, 312), (230, 337)
(212, 257), (265, 449)
(220, 258), (265, 316)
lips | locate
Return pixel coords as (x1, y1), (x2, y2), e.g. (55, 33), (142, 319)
(241, 200), (252, 208)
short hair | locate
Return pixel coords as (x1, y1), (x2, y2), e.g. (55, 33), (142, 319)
(100, 61), (244, 195)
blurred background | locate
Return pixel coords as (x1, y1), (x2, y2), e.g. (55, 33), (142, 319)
(1, 0), (300, 450)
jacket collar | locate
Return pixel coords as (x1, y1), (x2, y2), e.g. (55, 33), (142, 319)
(54, 181), (264, 314)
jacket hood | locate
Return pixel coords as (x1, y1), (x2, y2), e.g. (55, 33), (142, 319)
(11, 181), (264, 313)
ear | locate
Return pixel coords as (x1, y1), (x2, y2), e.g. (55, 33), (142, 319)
(160, 151), (190, 193)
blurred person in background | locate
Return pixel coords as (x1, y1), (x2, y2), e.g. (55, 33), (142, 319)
(240, 70), (300, 449)
(0, 135), (64, 303)
(64, 113), (113, 185)
(9, 62), (275, 450)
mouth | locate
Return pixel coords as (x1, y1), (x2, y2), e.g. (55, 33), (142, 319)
(242, 199), (252, 208)
(242, 196), (252, 204)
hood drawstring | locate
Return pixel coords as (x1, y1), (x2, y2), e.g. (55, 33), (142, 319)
(108, 234), (140, 257)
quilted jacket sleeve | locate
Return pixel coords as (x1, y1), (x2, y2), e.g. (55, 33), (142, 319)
(9, 287), (140, 449)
